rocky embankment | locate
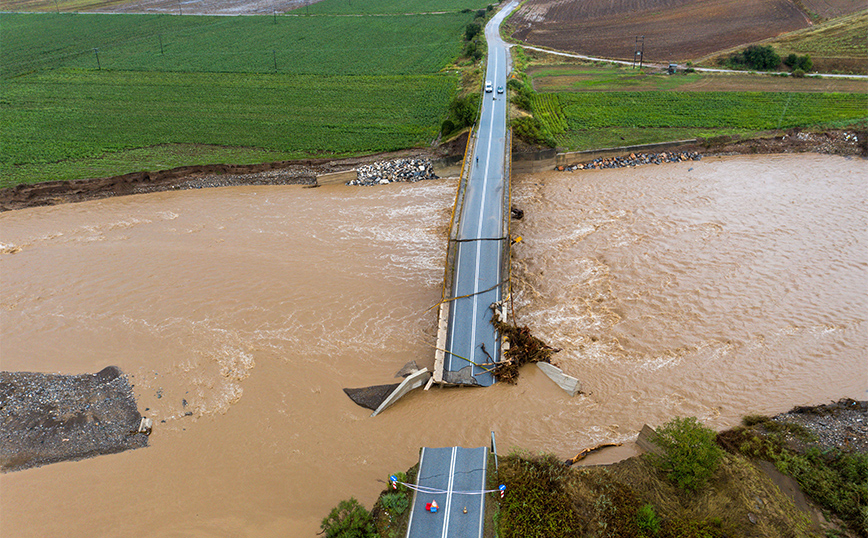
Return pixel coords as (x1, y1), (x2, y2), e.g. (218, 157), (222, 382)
(348, 158), (438, 186)
(558, 151), (703, 171)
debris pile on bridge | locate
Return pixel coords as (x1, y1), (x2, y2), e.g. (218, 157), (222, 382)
(348, 158), (438, 186)
(491, 316), (560, 384)
(557, 151), (702, 172)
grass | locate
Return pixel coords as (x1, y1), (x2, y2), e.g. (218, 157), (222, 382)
(1, 12), (470, 77)
(721, 421), (868, 536)
(0, 11), (474, 185)
(530, 90), (868, 150)
(492, 445), (813, 538)
(300, 0), (494, 15)
(0, 70), (456, 186)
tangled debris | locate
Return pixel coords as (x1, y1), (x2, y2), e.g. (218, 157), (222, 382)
(557, 151), (702, 172)
(348, 158), (438, 186)
(491, 316), (560, 384)
(0, 366), (148, 472)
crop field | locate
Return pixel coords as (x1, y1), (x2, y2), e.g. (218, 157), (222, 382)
(508, 0), (809, 62)
(1, 11), (473, 184)
(532, 91), (868, 149)
(1, 0), (494, 15)
(1, 12), (470, 77)
(301, 0), (494, 15)
(529, 64), (868, 93)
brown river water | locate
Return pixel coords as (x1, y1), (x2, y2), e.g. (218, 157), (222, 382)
(1, 154), (866, 537)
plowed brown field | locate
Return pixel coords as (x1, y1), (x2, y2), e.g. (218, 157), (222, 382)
(509, 0), (811, 62)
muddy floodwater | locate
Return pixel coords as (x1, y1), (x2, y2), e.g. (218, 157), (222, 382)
(1, 154), (865, 537)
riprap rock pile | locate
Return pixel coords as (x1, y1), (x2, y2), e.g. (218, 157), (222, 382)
(558, 151), (702, 172)
(349, 158), (438, 186)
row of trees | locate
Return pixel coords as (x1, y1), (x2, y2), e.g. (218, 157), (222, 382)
(726, 45), (813, 75)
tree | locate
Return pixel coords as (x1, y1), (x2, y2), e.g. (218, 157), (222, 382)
(320, 498), (375, 538)
(646, 416), (724, 492)
(742, 45), (781, 70)
(729, 45), (781, 71)
(465, 22), (481, 41)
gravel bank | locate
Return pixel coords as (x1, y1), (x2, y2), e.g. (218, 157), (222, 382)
(0, 367), (148, 473)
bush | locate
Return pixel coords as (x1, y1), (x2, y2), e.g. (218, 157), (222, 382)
(637, 503), (661, 536)
(441, 119), (456, 136)
(792, 69), (806, 78)
(511, 116), (553, 146)
(449, 93), (480, 129)
(380, 492), (409, 515)
(647, 417), (724, 492)
(729, 45), (781, 71)
(784, 53), (812, 72)
(465, 22), (481, 41)
(321, 498), (376, 538)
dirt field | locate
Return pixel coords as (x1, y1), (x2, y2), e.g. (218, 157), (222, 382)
(0, 0), (310, 15)
(798, 0), (865, 19)
(529, 64), (868, 93)
(508, 0), (812, 62)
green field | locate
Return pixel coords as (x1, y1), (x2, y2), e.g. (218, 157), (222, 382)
(1, 12), (470, 76)
(530, 91), (868, 149)
(301, 0), (494, 14)
(0, 11), (475, 185)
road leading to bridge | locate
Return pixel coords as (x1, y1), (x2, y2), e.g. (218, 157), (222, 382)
(443, 1), (518, 387)
(405, 446), (489, 538)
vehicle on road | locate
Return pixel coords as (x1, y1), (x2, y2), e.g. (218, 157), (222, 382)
(485, 81), (493, 93)
(497, 85), (504, 94)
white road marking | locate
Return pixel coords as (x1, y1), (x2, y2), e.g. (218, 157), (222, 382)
(441, 446), (458, 538)
(469, 53), (498, 370)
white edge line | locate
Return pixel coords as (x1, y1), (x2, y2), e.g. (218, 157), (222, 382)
(405, 448), (426, 538)
(441, 446), (458, 538)
(477, 447), (487, 538)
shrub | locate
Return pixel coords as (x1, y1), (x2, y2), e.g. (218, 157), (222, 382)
(729, 45), (780, 71)
(511, 116), (553, 146)
(449, 93), (480, 129)
(441, 119), (456, 136)
(465, 22), (481, 41)
(784, 53), (812, 72)
(497, 453), (581, 537)
(792, 69), (806, 78)
(320, 498), (376, 538)
(637, 503), (661, 536)
(380, 492), (409, 515)
(647, 416), (724, 492)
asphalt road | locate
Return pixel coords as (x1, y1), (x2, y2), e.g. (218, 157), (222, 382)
(443, 0), (518, 387)
(405, 446), (490, 538)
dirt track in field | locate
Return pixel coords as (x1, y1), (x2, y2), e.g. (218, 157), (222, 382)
(509, 0), (812, 62)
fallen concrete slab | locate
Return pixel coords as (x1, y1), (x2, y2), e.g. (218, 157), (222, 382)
(371, 368), (431, 417)
(536, 362), (582, 396)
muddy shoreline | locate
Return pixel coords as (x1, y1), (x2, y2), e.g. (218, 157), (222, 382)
(1, 129), (864, 212)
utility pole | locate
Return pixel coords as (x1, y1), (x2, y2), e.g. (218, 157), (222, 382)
(93, 48), (101, 70)
(159, 33), (164, 55)
(177, 0), (182, 15)
(633, 35), (645, 69)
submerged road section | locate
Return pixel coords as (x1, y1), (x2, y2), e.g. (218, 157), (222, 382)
(405, 446), (490, 538)
(440, 1), (518, 387)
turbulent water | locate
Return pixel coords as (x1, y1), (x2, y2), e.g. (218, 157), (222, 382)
(0, 154), (865, 537)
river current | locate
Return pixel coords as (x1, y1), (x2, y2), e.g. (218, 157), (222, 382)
(0, 154), (865, 537)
